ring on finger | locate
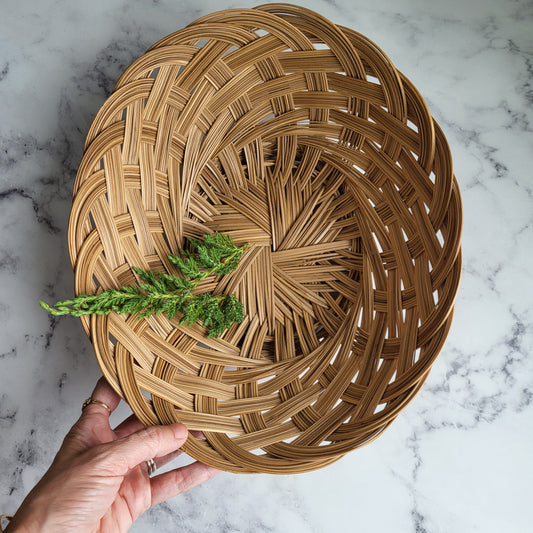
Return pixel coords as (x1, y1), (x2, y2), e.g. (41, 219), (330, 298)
(82, 398), (112, 414)
(146, 458), (157, 477)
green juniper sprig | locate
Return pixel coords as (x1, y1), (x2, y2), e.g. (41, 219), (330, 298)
(40, 233), (248, 338)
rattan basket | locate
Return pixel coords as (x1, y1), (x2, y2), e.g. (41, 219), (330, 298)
(69, 4), (462, 474)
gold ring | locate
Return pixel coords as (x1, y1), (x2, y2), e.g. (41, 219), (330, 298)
(146, 458), (157, 477)
(82, 398), (112, 414)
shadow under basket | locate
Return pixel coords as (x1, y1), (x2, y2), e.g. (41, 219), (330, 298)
(69, 4), (462, 474)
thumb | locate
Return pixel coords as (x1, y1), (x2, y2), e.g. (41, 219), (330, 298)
(102, 424), (188, 475)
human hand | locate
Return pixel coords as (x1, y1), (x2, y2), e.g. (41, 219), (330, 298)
(6, 378), (219, 533)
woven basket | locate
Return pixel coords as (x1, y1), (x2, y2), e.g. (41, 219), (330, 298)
(69, 4), (462, 474)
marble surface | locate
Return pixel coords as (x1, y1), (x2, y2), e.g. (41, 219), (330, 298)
(1, 0), (532, 531)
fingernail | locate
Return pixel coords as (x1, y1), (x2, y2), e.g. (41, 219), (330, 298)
(173, 424), (188, 440)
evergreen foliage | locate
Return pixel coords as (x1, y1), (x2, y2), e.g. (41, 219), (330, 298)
(40, 233), (247, 338)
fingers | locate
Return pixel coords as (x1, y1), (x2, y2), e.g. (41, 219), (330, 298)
(84, 377), (122, 417)
(149, 448), (184, 471)
(147, 429), (206, 470)
(103, 424), (189, 475)
(150, 461), (220, 506)
(113, 414), (145, 439)
(114, 417), (187, 470)
(59, 378), (122, 456)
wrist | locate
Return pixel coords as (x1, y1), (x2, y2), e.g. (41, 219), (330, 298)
(4, 494), (54, 533)
(4, 512), (40, 533)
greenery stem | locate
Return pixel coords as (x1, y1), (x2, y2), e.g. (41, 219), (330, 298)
(40, 233), (247, 338)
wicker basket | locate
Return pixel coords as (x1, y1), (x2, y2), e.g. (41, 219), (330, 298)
(69, 4), (462, 474)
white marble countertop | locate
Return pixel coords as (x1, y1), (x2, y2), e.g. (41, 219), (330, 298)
(1, 0), (532, 531)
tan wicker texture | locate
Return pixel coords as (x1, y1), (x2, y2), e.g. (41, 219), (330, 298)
(69, 4), (462, 474)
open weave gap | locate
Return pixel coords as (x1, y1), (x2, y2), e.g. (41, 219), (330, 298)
(69, 4), (462, 474)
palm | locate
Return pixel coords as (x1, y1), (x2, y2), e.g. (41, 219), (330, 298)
(101, 466), (152, 531)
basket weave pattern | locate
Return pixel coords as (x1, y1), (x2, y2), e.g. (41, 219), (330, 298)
(69, 4), (462, 474)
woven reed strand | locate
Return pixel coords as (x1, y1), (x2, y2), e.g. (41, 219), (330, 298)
(68, 4), (462, 474)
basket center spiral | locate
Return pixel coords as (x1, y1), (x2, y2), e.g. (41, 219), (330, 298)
(69, 5), (462, 474)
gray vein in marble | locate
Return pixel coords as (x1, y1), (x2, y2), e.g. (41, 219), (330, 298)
(0, 250), (20, 274)
(411, 509), (429, 533)
(57, 372), (68, 392)
(0, 394), (17, 427)
(387, 301), (533, 531)
(517, 387), (533, 412)
(82, 39), (148, 99)
(40, 316), (62, 350)
(0, 347), (17, 360)
(3, 430), (40, 497)
(0, 63), (8, 82)
(385, 431), (430, 533)
(431, 116), (514, 184)
(391, 308), (533, 440)
(15, 431), (38, 468)
(0, 188), (60, 234)
(6, 466), (23, 497)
